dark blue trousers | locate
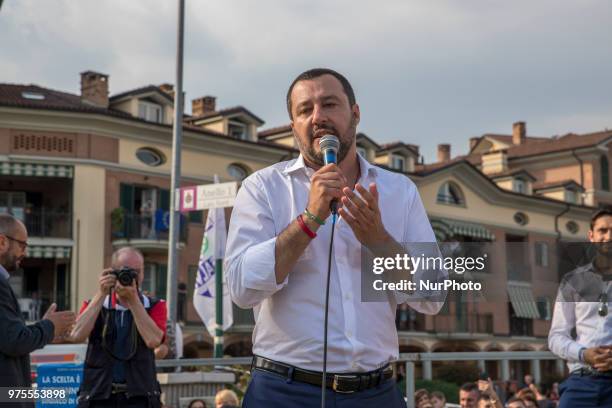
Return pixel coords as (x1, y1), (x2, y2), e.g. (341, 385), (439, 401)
(558, 374), (612, 408)
(242, 369), (407, 408)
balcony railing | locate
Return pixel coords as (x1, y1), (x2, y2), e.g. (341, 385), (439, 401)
(112, 212), (187, 242)
(1, 209), (72, 239)
(231, 304), (256, 330)
(510, 316), (533, 336)
(427, 313), (494, 334)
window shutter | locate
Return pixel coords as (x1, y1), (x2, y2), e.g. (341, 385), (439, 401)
(156, 264), (168, 299)
(119, 183), (135, 213)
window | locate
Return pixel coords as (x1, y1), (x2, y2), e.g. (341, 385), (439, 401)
(391, 154), (405, 171)
(136, 147), (166, 167)
(227, 163), (249, 181)
(357, 146), (367, 158)
(21, 92), (45, 100)
(436, 182), (465, 206)
(138, 101), (163, 123)
(513, 178), (527, 194)
(228, 121), (247, 140)
(565, 189), (579, 204)
(535, 242), (549, 267)
(142, 263), (168, 298)
(537, 296), (552, 320)
(0, 191), (26, 221)
(513, 212), (529, 226)
(566, 221), (579, 234)
(602, 156), (609, 191)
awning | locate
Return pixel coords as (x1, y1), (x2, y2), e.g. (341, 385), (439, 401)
(507, 282), (540, 319)
(26, 246), (72, 259)
(0, 162), (73, 178)
(430, 217), (495, 241)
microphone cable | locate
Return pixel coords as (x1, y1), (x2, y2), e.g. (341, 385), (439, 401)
(321, 212), (337, 408)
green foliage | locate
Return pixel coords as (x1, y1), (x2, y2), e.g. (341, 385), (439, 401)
(435, 363), (480, 386)
(110, 207), (125, 236)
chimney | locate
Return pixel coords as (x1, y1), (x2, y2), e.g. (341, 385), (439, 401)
(80, 71), (109, 108)
(512, 121), (526, 145)
(437, 144), (451, 162)
(192, 96), (216, 117)
(482, 150), (508, 175)
(159, 83), (174, 97)
(469, 137), (480, 151)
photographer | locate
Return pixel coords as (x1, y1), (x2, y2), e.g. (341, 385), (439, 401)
(69, 247), (167, 408)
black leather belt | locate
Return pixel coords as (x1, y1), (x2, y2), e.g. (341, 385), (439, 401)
(251, 356), (393, 393)
(110, 383), (128, 394)
(572, 367), (612, 378)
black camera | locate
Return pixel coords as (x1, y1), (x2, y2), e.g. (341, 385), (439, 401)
(111, 267), (138, 286)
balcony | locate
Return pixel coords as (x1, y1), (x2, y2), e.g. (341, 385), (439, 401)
(510, 317), (533, 337)
(427, 313), (494, 336)
(23, 209), (72, 239)
(230, 304), (256, 332)
(111, 210), (188, 252)
(0, 208), (72, 239)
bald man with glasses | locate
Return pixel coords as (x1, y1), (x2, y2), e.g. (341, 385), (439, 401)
(0, 213), (75, 407)
(549, 209), (612, 407)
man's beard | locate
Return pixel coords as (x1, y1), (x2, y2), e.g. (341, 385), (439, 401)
(298, 117), (357, 167)
(1, 251), (20, 272)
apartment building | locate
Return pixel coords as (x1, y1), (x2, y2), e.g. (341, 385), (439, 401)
(0, 70), (296, 355)
(261, 122), (602, 382)
(1, 71), (606, 382)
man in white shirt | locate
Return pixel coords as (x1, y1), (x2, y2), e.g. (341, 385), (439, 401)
(549, 209), (612, 407)
(225, 68), (444, 407)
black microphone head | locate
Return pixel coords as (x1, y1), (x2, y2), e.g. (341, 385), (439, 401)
(319, 135), (340, 165)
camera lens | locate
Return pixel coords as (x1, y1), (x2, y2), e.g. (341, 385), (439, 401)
(119, 273), (132, 286)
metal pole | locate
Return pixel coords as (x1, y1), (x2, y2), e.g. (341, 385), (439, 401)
(166, 0), (185, 348)
(405, 361), (415, 408)
(214, 259), (224, 358)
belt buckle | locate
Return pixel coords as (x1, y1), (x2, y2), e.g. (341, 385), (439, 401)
(332, 374), (358, 394)
(111, 384), (127, 394)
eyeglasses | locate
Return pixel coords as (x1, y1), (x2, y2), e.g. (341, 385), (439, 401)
(3, 235), (28, 250)
(599, 293), (608, 317)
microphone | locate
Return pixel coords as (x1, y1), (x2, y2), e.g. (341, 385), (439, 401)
(319, 135), (340, 214)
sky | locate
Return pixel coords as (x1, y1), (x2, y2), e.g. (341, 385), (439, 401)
(1, 0), (611, 162)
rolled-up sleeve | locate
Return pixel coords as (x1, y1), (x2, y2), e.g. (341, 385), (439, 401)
(548, 287), (584, 362)
(225, 177), (288, 309)
(396, 183), (448, 314)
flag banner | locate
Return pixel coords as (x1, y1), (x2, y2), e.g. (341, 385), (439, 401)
(193, 176), (233, 336)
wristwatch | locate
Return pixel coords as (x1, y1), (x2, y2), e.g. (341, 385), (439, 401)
(579, 347), (586, 363)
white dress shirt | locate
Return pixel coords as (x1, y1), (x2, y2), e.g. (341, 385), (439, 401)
(225, 153), (443, 372)
(548, 262), (612, 372)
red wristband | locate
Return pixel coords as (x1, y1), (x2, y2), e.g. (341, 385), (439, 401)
(297, 214), (316, 239)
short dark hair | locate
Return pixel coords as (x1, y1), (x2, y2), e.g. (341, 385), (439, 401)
(431, 390), (446, 400)
(590, 208), (612, 230)
(460, 382), (479, 393)
(506, 396), (526, 407)
(286, 68), (356, 119)
(187, 399), (207, 408)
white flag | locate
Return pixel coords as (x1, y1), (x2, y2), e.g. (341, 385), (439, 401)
(193, 175), (233, 336)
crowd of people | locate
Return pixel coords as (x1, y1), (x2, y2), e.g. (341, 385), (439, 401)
(415, 374), (560, 408)
(186, 389), (240, 408)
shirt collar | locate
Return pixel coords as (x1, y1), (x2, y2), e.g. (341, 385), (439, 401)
(0, 264), (8, 280)
(103, 291), (149, 310)
(283, 153), (378, 181)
